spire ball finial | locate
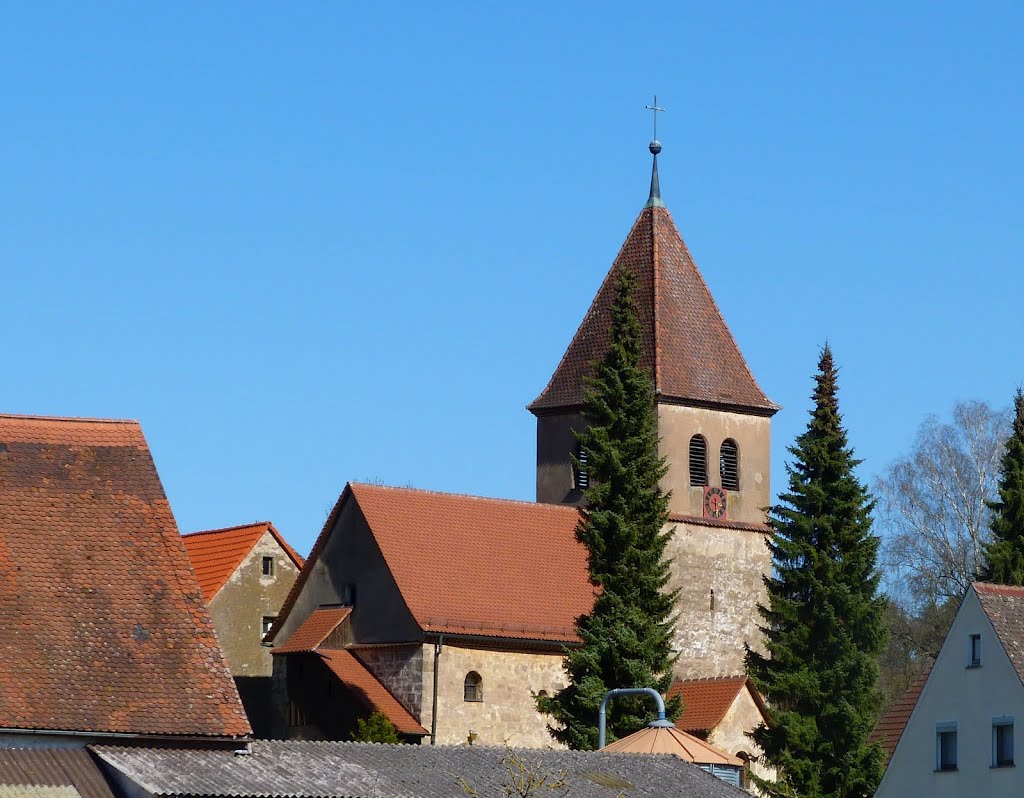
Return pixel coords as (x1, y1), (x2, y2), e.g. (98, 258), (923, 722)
(649, 139), (662, 155)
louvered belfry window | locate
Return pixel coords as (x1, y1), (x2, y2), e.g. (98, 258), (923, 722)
(575, 441), (589, 490)
(720, 439), (740, 491)
(689, 435), (708, 487)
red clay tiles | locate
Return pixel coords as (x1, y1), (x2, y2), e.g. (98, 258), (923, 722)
(975, 582), (1024, 685)
(274, 607), (351, 654)
(183, 521), (304, 602)
(529, 206), (777, 415)
(669, 675), (765, 735)
(870, 667), (930, 763)
(0, 413), (251, 738)
(319, 650), (428, 736)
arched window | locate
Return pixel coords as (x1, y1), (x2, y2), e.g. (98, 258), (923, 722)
(689, 435), (708, 487)
(736, 752), (752, 789)
(720, 439), (739, 491)
(464, 671), (483, 702)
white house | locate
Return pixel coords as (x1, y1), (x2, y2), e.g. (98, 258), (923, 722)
(875, 583), (1024, 797)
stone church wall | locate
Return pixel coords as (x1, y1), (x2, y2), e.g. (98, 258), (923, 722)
(421, 643), (567, 748)
(355, 644), (424, 718)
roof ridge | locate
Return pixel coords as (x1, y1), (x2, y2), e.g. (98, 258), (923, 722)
(183, 521), (271, 537)
(350, 482), (579, 512)
(0, 413), (139, 425)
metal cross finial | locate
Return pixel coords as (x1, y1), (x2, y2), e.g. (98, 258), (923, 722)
(645, 95), (665, 140)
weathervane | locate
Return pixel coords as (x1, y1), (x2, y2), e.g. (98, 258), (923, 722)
(644, 95), (665, 208)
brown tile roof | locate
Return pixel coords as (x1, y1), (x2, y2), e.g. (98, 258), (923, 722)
(668, 513), (770, 534)
(0, 748), (116, 798)
(870, 667), (931, 763)
(273, 607), (352, 654)
(669, 675), (766, 735)
(319, 650), (428, 736)
(271, 484), (595, 644)
(182, 521), (304, 601)
(0, 413), (250, 738)
(529, 205), (778, 416)
(975, 582), (1024, 685)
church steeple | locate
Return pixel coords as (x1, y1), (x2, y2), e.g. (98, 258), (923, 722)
(645, 138), (664, 209)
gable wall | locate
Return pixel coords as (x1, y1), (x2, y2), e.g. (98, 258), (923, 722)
(709, 688), (775, 786)
(876, 589), (1024, 798)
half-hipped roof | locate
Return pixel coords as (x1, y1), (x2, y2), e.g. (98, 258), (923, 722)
(183, 521), (304, 601)
(0, 414), (250, 739)
(529, 205), (777, 416)
(272, 483), (594, 644)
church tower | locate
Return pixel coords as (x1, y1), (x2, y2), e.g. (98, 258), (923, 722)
(529, 135), (779, 679)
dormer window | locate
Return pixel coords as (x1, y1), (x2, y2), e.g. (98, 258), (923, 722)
(689, 435), (708, 487)
(575, 442), (589, 491)
(720, 439), (740, 491)
(262, 556), (275, 577)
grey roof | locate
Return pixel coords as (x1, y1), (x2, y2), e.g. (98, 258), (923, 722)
(0, 749), (116, 798)
(93, 740), (746, 798)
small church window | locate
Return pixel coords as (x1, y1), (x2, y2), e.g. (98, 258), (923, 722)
(261, 615), (276, 639)
(720, 439), (740, 491)
(689, 435), (708, 487)
(262, 556), (275, 576)
(575, 442), (589, 491)
(464, 671), (483, 702)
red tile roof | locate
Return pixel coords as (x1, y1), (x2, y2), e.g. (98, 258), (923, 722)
(529, 206), (778, 416)
(272, 483), (595, 644)
(0, 413), (250, 738)
(975, 582), (1024, 686)
(319, 650), (428, 736)
(669, 675), (766, 734)
(273, 607), (351, 654)
(870, 667), (931, 763)
(182, 521), (304, 601)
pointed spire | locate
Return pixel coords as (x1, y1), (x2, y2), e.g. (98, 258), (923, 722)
(643, 96), (666, 208)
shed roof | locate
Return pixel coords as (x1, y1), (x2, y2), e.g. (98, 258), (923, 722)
(0, 749), (115, 798)
(0, 413), (250, 738)
(319, 650), (427, 736)
(273, 607), (351, 654)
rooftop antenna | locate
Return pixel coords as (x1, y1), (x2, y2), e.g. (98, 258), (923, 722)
(644, 95), (666, 208)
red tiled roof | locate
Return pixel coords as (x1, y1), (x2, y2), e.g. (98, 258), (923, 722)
(870, 667), (931, 763)
(529, 206), (778, 415)
(319, 650), (428, 736)
(271, 484), (595, 644)
(274, 607), (351, 654)
(182, 521), (304, 601)
(975, 582), (1024, 686)
(669, 675), (766, 734)
(0, 413), (250, 738)
(668, 513), (770, 533)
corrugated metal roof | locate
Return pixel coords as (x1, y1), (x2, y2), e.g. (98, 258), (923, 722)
(0, 750), (115, 798)
(93, 740), (746, 798)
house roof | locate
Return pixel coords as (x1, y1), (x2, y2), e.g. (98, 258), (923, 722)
(0, 749), (116, 798)
(870, 666), (931, 763)
(669, 676), (766, 735)
(273, 607), (351, 654)
(975, 582), (1024, 685)
(602, 725), (743, 766)
(529, 205), (777, 416)
(272, 483), (595, 644)
(182, 521), (304, 601)
(319, 650), (428, 736)
(0, 413), (250, 738)
(93, 740), (748, 798)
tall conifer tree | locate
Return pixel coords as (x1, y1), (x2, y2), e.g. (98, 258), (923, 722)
(538, 267), (680, 749)
(982, 388), (1024, 584)
(745, 345), (886, 798)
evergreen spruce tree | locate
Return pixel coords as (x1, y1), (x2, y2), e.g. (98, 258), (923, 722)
(537, 267), (680, 749)
(982, 388), (1024, 584)
(745, 345), (886, 798)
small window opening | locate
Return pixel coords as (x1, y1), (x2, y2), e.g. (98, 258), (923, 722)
(970, 634), (981, 667)
(937, 726), (958, 771)
(709, 589), (715, 612)
(737, 752), (752, 790)
(720, 439), (740, 491)
(261, 615), (276, 639)
(575, 442), (589, 491)
(342, 583), (357, 607)
(689, 435), (708, 487)
(464, 671), (483, 702)
(262, 556), (275, 576)
(537, 689), (549, 699)
(994, 719), (1014, 767)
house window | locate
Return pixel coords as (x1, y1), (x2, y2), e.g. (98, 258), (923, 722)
(342, 583), (357, 607)
(574, 442), (589, 491)
(994, 718), (1014, 767)
(262, 616), (276, 639)
(736, 752), (752, 790)
(969, 634), (981, 667)
(464, 671), (483, 702)
(262, 556), (275, 576)
(689, 435), (708, 487)
(936, 723), (958, 771)
(720, 439), (740, 491)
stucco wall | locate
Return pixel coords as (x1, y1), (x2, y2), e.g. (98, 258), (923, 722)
(876, 589), (1024, 798)
(708, 687), (775, 787)
(421, 642), (567, 748)
(667, 521), (770, 679)
(208, 530), (301, 678)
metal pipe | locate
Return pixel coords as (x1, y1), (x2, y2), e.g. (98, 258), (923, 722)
(598, 687), (672, 749)
(430, 634), (444, 745)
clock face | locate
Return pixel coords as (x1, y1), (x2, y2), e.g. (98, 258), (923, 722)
(704, 487), (727, 519)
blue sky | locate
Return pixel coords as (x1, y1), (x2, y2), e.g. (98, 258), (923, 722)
(2, 3), (1021, 555)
